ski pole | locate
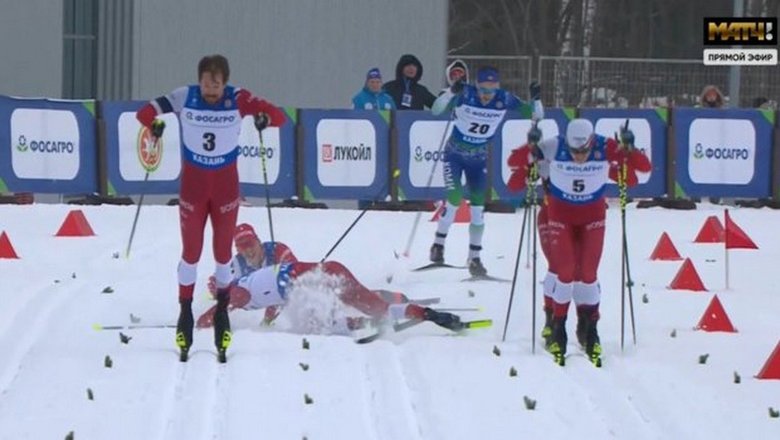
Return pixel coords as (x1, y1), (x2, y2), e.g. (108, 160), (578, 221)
(502, 201), (529, 342)
(401, 117), (453, 257)
(125, 137), (159, 258)
(321, 169), (401, 262)
(617, 119), (637, 350)
(258, 129), (277, 264)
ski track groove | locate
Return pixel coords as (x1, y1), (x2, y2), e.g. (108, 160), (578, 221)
(206, 362), (229, 440)
(0, 279), (86, 396)
(156, 359), (189, 440)
(562, 348), (658, 440)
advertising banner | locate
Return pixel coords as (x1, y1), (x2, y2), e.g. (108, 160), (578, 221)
(0, 96), (97, 194)
(300, 110), (389, 200)
(674, 108), (773, 198)
(580, 108), (668, 198)
(103, 102), (295, 197)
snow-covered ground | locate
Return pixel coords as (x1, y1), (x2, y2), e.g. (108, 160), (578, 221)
(0, 202), (778, 440)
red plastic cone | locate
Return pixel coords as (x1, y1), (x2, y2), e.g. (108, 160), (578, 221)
(757, 341), (780, 380)
(430, 199), (471, 223)
(55, 209), (95, 237)
(667, 258), (707, 291)
(649, 232), (683, 261)
(724, 210), (757, 249)
(696, 295), (736, 332)
(0, 231), (19, 259)
(694, 215), (724, 243)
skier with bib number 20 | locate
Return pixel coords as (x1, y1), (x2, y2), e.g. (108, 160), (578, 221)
(429, 65), (544, 277)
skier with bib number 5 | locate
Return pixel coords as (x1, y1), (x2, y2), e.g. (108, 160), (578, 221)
(429, 66), (544, 277)
(506, 119), (651, 366)
(136, 54), (286, 362)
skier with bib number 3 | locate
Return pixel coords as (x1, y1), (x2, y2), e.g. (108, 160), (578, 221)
(136, 54), (286, 362)
(429, 65), (544, 277)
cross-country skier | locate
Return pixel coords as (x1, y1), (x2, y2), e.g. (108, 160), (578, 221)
(136, 54), (286, 361)
(507, 118), (651, 366)
(196, 224), (466, 333)
(429, 65), (544, 277)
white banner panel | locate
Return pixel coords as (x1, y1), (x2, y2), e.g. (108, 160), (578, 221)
(316, 119), (376, 186)
(499, 119), (560, 185)
(688, 118), (755, 184)
(408, 120), (453, 188)
(11, 109), (80, 180)
(237, 117), (281, 185)
(594, 118), (652, 184)
(118, 112), (181, 181)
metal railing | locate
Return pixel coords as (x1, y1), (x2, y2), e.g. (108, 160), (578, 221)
(537, 55), (780, 108)
(449, 54), (780, 108)
(446, 55), (533, 98)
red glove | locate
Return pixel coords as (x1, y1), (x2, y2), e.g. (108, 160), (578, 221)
(507, 146), (535, 192)
(196, 305), (217, 328)
(262, 305), (281, 326)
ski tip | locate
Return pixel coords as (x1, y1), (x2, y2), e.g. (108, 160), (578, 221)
(91, 323), (103, 331)
(465, 319), (493, 329)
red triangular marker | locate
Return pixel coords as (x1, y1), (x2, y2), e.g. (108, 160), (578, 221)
(694, 215), (724, 243)
(757, 341), (780, 380)
(430, 199), (471, 223)
(649, 232), (683, 261)
(724, 209), (757, 249)
(668, 258), (707, 291)
(55, 210), (96, 237)
(696, 295), (736, 332)
(0, 231), (19, 259)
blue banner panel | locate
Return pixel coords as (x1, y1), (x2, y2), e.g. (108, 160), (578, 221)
(103, 102), (296, 197)
(0, 96), (97, 194)
(490, 108), (573, 202)
(579, 108), (668, 198)
(674, 108), (772, 198)
(300, 110), (389, 200)
(395, 111), (451, 201)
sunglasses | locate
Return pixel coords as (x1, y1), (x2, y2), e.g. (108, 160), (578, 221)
(478, 86), (498, 95)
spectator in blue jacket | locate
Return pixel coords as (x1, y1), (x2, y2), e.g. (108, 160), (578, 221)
(352, 68), (395, 110)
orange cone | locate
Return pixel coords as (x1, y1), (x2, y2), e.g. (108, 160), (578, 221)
(667, 258), (707, 291)
(55, 209), (96, 237)
(696, 295), (736, 332)
(694, 215), (724, 243)
(430, 199), (471, 223)
(757, 341), (780, 380)
(0, 231), (19, 259)
(649, 232), (682, 261)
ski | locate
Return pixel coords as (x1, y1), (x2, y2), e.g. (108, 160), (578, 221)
(409, 297), (441, 305)
(356, 318), (493, 344)
(412, 262), (467, 272)
(93, 323), (176, 331)
(461, 275), (512, 283)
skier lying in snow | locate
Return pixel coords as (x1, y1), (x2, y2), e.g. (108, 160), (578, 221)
(196, 223), (466, 332)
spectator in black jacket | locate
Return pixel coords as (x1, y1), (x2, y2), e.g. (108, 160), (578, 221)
(383, 54), (437, 110)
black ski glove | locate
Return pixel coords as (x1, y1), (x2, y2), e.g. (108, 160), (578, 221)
(529, 80), (541, 101)
(254, 113), (270, 132)
(151, 119), (165, 138)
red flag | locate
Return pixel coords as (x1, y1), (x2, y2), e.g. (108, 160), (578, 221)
(724, 210), (757, 249)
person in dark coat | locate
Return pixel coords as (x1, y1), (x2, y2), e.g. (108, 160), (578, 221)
(382, 54), (437, 110)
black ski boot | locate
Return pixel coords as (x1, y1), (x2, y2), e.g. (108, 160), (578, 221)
(430, 243), (444, 264)
(581, 313), (603, 368)
(547, 317), (567, 366)
(576, 307), (588, 348)
(214, 289), (232, 363)
(423, 307), (463, 331)
(468, 257), (487, 277)
(176, 299), (194, 362)
(541, 307), (553, 349)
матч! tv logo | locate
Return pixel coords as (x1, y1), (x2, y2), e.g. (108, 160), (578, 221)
(703, 17), (777, 45)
